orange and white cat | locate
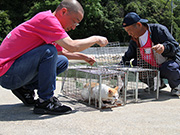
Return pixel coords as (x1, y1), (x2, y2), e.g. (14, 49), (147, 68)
(81, 82), (119, 104)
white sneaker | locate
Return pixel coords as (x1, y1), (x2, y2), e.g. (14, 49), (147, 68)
(171, 84), (180, 96)
(171, 88), (180, 96)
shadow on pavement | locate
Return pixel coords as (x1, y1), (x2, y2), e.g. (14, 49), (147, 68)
(0, 89), (178, 122)
(0, 98), (97, 122)
(0, 103), (66, 121)
(126, 89), (178, 104)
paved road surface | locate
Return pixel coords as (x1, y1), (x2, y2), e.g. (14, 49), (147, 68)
(0, 83), (180, 135)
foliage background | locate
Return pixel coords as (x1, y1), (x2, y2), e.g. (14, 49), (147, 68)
(1, 0), (180, 44)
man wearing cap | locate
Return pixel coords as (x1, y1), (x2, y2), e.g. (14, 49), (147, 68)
(121, 12), (180, 96)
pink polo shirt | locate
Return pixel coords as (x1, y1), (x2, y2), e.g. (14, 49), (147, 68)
(0, 10), (68, 76)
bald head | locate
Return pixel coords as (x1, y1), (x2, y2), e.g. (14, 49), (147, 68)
(56, 0), (84, 15)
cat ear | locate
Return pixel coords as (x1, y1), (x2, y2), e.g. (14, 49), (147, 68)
(109, 89), (113, 94)
(114, 86), (119, 91)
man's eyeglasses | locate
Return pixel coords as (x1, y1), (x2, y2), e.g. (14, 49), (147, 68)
(74, 23), (79, 26)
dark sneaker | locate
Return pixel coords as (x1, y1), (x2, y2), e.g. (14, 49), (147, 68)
(159, 81), (167, 89)
(144, 86), (154, 92)
(11, 87), (35, 106)
(33, 96), (72, 115)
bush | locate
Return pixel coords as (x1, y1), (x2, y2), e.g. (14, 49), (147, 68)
(0, 10), (12, 43)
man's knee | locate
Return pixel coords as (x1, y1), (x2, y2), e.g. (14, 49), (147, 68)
(44, 44), (58, 56)
(56, 55), (69, 75)
(60, 55), (69, 68)
(160, 60), (180, 78)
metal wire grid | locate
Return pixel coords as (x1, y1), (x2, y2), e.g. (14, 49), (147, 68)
(59, 44), (161, 106)
(136, 47), (160, 91)
(116, 67), (160, 103)
(60, 67), (126, 109)
(114, 47), (160, 103)
(80, 42), (127, 67)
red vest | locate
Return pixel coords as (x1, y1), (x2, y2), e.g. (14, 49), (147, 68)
(139, 32), (159, 67)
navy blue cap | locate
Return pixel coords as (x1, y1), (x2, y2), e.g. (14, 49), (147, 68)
(122, 12), (148, 27)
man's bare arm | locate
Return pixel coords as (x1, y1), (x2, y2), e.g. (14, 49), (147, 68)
(55, 36), (108, 52)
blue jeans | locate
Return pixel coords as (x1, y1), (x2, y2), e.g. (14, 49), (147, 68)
(0, 44), (68, 100)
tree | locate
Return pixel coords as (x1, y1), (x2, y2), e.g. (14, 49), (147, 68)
(173, 0), (180, 42)
(0, 11), (12, 42)
(24, 0), (61, 21)
(0, 0), (34, 28)
(68, 0), (105, 39)
(1, 0), (180, 44)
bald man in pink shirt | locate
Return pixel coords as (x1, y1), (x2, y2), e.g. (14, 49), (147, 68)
(0, 0), (108, 115)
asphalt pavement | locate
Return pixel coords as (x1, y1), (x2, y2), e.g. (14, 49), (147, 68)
(0, 83), (180, 135)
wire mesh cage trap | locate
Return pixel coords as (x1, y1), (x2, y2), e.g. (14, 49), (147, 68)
(115, 47), (160, 103)
(58, 43), (161, 107)
(60, 66), (127, 109)
(58, 42), (129, 109)
(116, 67), (160, 103)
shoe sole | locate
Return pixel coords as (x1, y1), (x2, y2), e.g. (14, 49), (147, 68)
(171, 91), (180, 96)
(33, 108), (72, 115)
(12, 90), (35, 106)
(172, 93), (180, 96)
